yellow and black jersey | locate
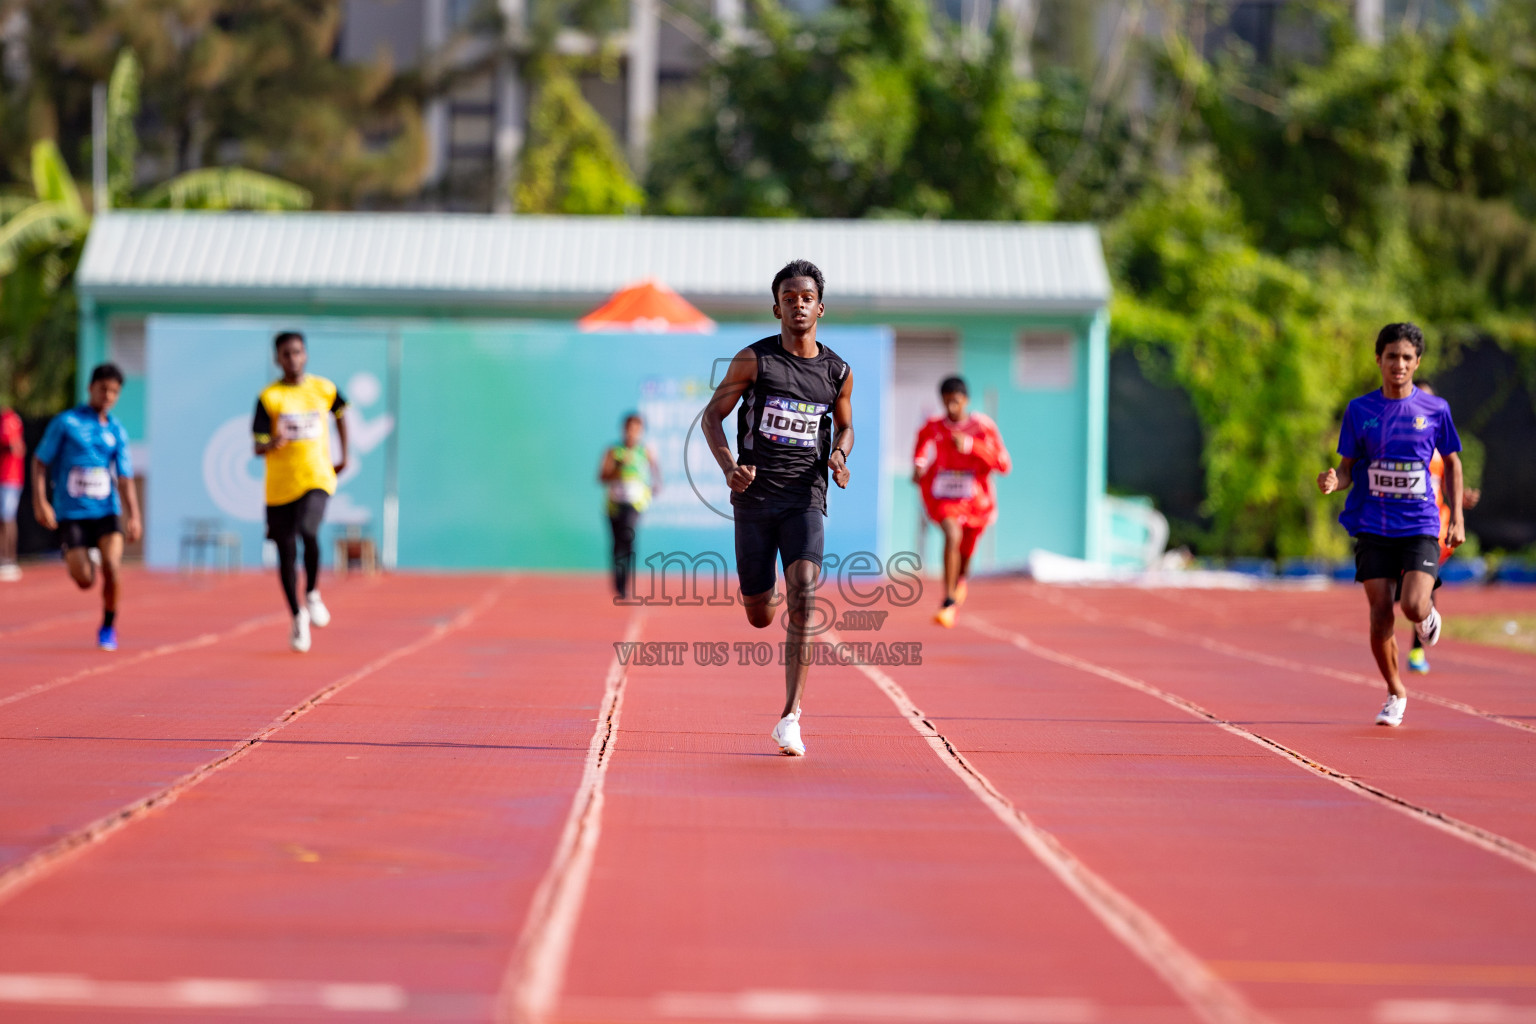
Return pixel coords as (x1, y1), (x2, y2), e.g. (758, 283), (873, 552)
(253, 375), (347, 506)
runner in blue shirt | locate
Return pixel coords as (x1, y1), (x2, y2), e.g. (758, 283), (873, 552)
(31, 364), (143, 651)
(1318, 323), (1464, 727)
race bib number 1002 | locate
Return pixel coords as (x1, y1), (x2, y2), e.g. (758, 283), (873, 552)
(1367, 460), (1427, 500)
(758, 395), (827, 448)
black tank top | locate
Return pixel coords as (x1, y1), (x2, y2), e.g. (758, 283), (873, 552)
(733, 336), (850, 513)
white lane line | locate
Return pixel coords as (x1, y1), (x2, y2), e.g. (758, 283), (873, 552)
(497, 612), (643, 1024)
(836, 633), (1275, 1024)
(966, 615), (1536, 876)
(0, 611), (93, 639)
(652, 990), (1097, 1022)
(0, 584), (506, 905)
(1376, 1000), (1536, 1023)
(0, 973), (406, 1011)
(1022, 585), (1536, 737)
(0, 611), (286, 709)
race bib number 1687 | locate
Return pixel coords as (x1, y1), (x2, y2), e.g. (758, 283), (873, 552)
(1367, 460), (1427, 500)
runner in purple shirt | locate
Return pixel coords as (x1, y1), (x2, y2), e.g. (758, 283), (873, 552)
(1318, 323), (1465, 728)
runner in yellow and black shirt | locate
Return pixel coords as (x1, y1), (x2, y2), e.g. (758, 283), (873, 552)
(253, 331), (348, 652)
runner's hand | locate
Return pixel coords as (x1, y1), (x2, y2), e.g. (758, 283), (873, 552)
(1446, 516), (1466, 549)
(952, 433), (973, 454)
(35, 501), (56, 531)
(333, 457), (347, 475)
(727, 464), (756, 493)
(268, 435), (288, 452)
(830, 450), (850, 489)
(1317, 468), (1338, 494)
(124, 515), (143, 544)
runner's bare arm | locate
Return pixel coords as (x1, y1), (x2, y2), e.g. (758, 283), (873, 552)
(702, 348), (758, 493)
(1443, 451), (1465, 548)
(648, 447), (662, 496)
(120, 474), (143, 543)
(1318, 457), (1355, 495)
(597, 449), (618, 483)
(30, 457), (55, 530)
(829, 371), (853, 489)
(333, 408), (349, 475)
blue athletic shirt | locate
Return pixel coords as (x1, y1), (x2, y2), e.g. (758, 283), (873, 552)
(33, 405), (133, 520)
(1336, 387), (1460, 538)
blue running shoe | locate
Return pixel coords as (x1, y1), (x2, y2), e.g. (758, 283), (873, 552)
(97, 625), (118, 651)
(1407, 646), (1428, 673)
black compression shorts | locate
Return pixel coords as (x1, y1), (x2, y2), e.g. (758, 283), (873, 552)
(266, 489), (329, 541)
(60, 515), (121, 551)
(734, 506), (825, 598)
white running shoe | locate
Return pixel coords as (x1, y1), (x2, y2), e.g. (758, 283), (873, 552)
(290, 608), (312, 653)
(1415, 606), (1442, 648)
(1375, 695), (1407, 727)
(0, 563), (20, 582)
(306, 590), (331, 628)
(771, 711), (805, 756)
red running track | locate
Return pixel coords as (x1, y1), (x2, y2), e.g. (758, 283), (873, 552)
(0, 567), (1534, 1023)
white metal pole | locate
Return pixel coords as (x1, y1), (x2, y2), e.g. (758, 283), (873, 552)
(1356, 0), (1384, 44)
(627, 0), (658, 175)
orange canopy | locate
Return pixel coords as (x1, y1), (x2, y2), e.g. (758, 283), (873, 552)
(578, 278), (715, 333)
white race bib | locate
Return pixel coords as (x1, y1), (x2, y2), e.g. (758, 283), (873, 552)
(609, 479), (648, 505)
(278, 410), (324, 441)
(67, 466), (112, 500)
(1368, 461), (1427, 500)
(931, 471), (976, 500)
(758, 395), (827, 448)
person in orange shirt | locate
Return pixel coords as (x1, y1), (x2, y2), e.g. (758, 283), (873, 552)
(1408, 384), (1480, 674)
(913, 376), (1011, 628)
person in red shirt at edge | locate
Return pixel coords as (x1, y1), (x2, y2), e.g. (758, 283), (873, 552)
(913, 376), (1012, 628)
(0, 405), (24, 581)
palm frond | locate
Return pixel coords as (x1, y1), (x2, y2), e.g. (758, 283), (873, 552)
(139, 167), (313, 211)
(108, 50), (142, 206)
(0, 202), (81, 277)
(30, 140), (86, 220)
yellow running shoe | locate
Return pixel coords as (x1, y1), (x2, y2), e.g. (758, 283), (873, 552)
(934, 604), (957, 628)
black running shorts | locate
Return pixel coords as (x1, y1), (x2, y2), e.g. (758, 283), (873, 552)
(59, 515), (122, 551)
(1354, 532), (1442, 599)
(734, 506), (825, 598)
(266, 489), (329, 541)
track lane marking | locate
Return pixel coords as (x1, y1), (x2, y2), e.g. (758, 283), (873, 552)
(0, 611), (287, 709)
(0, 611), (94, 638)
(1020, 585), (1536, 737)
(835, 632), (1276, 1024)
(0, 582), (507, 906)
(965, 615), (1536, 876)
(0, 973), (407, 1011)
(650, 990), (1097, 1021)
(497, 611), (643, 1024)
(1209, 962), (1536, 987)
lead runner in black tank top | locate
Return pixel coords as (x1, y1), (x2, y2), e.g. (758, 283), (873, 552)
(701, 260), (855, 759)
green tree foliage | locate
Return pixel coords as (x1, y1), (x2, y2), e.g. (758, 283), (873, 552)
(0, 50), (312, 414)
(1109, 159), (1406, 558)
(0, 0), (426, 207)
(516, 60), (644, 214)
(646, 0), (1054, 219)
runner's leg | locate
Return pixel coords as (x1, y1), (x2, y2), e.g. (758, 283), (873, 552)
(1399, 570), (1436, 631)
(1363, 578), (1406, 699)
(98, 531), (123, 627)
(940, 517), (962, 602)
(274, 533), (301, 616)
(64, 543), (95, 588)
(610, 505), (638, 598)
(781, 557), (821, 719)
(301, 526), (322, 597)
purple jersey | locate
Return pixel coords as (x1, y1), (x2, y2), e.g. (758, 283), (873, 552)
(1336, 387), (1461, 538)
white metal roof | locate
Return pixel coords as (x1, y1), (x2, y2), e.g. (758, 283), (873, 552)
(78, 212), (1110, 314)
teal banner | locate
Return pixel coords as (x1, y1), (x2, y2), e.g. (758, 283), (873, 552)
(145, 316), (891, 574)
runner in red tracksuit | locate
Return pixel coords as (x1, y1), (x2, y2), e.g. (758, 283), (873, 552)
(914, 376), (1011, 628)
